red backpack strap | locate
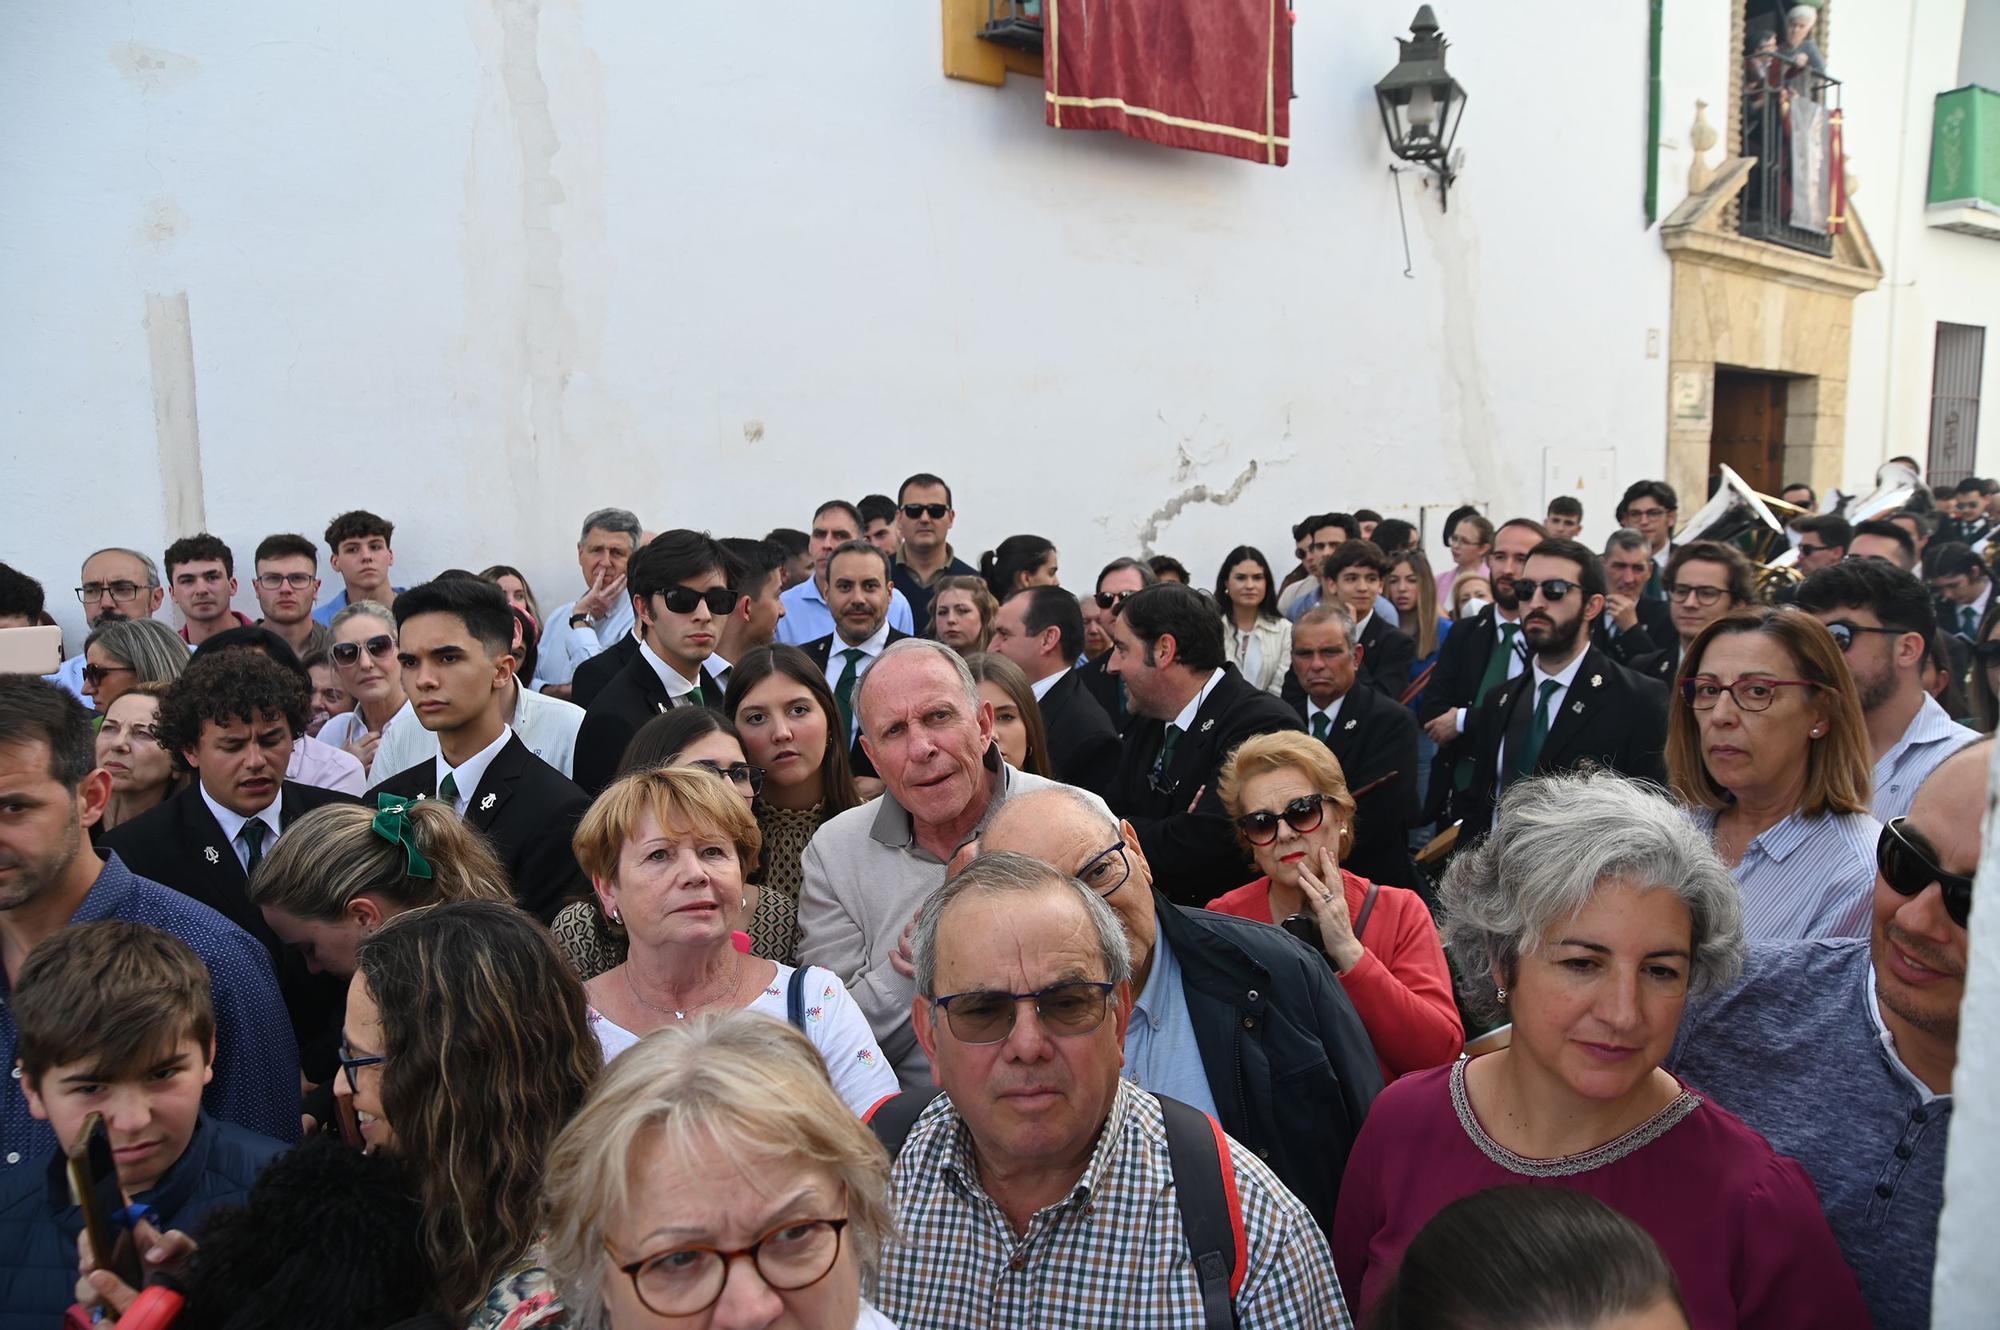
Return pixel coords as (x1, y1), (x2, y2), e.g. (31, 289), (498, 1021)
(1154, 1093), (1248, 1328)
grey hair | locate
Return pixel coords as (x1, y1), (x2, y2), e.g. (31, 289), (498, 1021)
(986, 783), (1119, 848)
(912, 850), (1132, 998)
(1295, 601), (1357, 643)
(1440, 769), (1744, 1025)
(328, 598), (397, 637)
(854, 637), (982, 736)
(1602, 527), (1650, 557)
(83, 619), (188, 685)
(84, 547), (161, 587)
(577, 508), (641, 546)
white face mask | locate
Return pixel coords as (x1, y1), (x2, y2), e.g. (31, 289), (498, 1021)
(1460, 597), (1491, 618)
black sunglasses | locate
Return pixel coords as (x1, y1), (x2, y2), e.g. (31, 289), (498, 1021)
(658, 586), (739, 616)
(1878, 818), (1972, 929)
(1232, 793), (1327, 845)
(1505, 578), (1579, 603)
(81, 663), (135, 687)
(331, 634), (396, 666)
(901, 502), (949, 520)
(1821, 620), (1906, 653)
(1096, 589), (1136, 611)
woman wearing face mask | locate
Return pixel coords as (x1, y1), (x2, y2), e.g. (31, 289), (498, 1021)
(92, 681), (185, 834)
(964, 652), (1053, 777)
(319, 601), (407, 776)
(727, 645), (861, 963)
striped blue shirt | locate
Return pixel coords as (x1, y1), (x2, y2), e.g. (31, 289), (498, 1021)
(1871, 695), (1980, 823)
(1693, 806), (1879, 941)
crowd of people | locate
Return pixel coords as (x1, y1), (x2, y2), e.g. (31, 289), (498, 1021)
(0, 467), (1985, 1328)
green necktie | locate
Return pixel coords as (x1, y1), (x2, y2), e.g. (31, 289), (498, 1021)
(1963, 605), (1978, 637)
(1152, 723), (1184, 785)
(1310, 712), (1331, 742)
(1478, 623), (1520, 706)
(240, 820), (267, 872)
(1511, 679), (1562, 781)
(685, 682), (706, 708)
(439, 771), (459, 805)
(834, 648), (865, 739)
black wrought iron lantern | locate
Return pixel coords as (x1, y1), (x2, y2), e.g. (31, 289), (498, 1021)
(1374, 6), (1466, 208)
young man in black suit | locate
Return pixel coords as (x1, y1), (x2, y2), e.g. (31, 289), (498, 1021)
(802, 541), (909, 783)
(366, 578), (590, 922)
(1284, 603), (1425, 898)
(573, 531), (738, 794)
(1461, 538), (1669, 842)
(100, 649), (354, 1054)
(1628, 541), (1758, 687)
(987, 584), (1121, 797)
(1320, 540), (1415, 699)
(1104, 582), (1304, 905)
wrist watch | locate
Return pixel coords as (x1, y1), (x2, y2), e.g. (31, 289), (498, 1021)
(570, 611), (595, 629)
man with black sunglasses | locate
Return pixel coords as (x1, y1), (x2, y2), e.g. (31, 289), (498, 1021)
(888, 473), (975, 635)
(575, 531), (738, 795)
(367, 579), (589, 921)
(1669, 738), (1988, 1330)
(1460, 538), (1667, 843)
(1795, 559), (1979, 821)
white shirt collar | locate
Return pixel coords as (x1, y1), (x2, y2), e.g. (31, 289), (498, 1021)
(435, 725), (512, 814)
(1532, 646), (1590, 692)
(1309, 693), (1347, 728)
(638, 637), (704, 699)
(199, 782), (282, 855)
(835, 617), (893, 658)
(1169, 668), (1224, 732)
(1865, 963), (1948, 1105)
(1353, 611), (1374, 638)
(1030, 665), (1070, 702)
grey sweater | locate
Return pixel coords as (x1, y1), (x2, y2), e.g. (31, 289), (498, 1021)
(1669, 938), (1947, 1330)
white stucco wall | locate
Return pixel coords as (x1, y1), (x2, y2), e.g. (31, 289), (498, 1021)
(2, 1), (1672, 649)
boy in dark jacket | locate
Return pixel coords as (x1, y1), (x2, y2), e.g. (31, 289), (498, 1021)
(0, 921), (286, 1329)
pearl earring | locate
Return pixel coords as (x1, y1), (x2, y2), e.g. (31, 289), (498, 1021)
(1495, 987), (1509, 1003)
(740, 895), (749, 910)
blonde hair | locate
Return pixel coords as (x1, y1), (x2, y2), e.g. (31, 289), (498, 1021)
(329, 598), (397, 637)
(1217, 730), (1358, 854)
(246, 801), (513, 919)
(541, 1012), (895, 1330)
(930, 575), (998, 652)
(573, 765), (763, 883)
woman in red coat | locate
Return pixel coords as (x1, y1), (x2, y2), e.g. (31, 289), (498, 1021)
(1212, 730), (1462, 1079)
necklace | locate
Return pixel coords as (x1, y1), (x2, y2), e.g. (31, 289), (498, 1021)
(623, 951), (742, 1021)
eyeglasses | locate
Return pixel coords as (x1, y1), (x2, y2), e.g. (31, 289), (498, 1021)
(1820, 620), (1906, 653)
(1795, 542), (1835, 559)
(1447, 535), (1487, 549)
(1624, 506), (1671, 521)
(658, 586), (739, 616)
(1504, 578), (1579, 604)
(1075, 842), (1132, 897)
(98, 718), (161, 745)
(1094, 589), (1136, 610)
(901, 502), (949, 520)
(76, 581), (148, 604)
(81, 663), (135, 688)
(331, 634), (397, 667)
(254, 572), (317, 591)
(616, 1211), (850, 1317)
(337, 1040), (385, 1095)
(1877, 817), (1973, 929)
(1232, 793), (1328, 845)
(1681, 676), (1818, 712)
(1665, 582), (1728, 606)
(930, 980), (1119, 1044)
(690, 759), (766, 795)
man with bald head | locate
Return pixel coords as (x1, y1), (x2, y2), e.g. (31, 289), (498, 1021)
(1670, 738), (1991, 1330)
(796, 639), (1090, 1087)
(51, 548), (169, 706)
(980, 786), (1380, 1237)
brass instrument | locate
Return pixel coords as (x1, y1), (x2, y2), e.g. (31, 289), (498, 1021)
(1679, 466), (1807, 602)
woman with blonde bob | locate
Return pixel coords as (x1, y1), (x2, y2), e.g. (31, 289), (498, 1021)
(1666, 605), (1879, 940)
(543, 1012), (898, 1330)
(571, 767), (897, 1114)
(1211, 731), (1460, 1080)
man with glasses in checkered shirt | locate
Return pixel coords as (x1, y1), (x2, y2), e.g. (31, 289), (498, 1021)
(877, 851), (1350, 1330)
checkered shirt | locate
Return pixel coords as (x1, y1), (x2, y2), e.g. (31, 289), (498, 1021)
(874, 1077), (1352, 1330)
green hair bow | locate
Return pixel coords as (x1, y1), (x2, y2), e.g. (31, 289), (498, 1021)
(371, 792), (436, 881)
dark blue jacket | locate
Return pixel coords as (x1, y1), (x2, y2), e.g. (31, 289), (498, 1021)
(0, 1113), (286, 1330)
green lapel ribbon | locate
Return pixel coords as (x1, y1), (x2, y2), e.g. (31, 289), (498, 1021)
(371, 792), (436, 881)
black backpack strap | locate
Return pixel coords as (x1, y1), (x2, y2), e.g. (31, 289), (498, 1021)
(1155, 1093), (1246, 1330)
(786, 964), (810, 1031)
(863, 1086), (946, 1158)
(1353, 880), (1382, 941)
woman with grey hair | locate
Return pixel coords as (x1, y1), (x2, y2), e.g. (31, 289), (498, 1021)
(1332, 770), (1868, 1329)
(80, 616), (186, 710)
(542, 1011), (900, 1329)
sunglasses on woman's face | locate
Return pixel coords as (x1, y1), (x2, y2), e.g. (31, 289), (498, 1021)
(1232, 793), (1327, 846)
(331, 634), (397, 667)
(1877, 817), (1972, 929)
(81, 663), (135, 687)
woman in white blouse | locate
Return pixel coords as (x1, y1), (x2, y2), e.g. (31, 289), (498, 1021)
(1214, 545), (1293, 695)
(317, 600), (408, 776)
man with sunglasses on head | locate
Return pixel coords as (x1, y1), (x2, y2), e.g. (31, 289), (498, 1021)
(368, 578), (588, 922)
(803, 540), (911, 785)
(1795, 560), (1979, 822)
(575, 530), (738, 795)
(249, 534), (330, 660)
(1460, 538), (1668, 843)
(888, 473), (975, 636)
(1669, 738), (1988, 1330)
(49, 547), (168, 705)
(1629, 541), (1757, 685)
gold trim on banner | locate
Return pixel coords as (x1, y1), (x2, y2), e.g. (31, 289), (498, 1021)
(1043, 92), (1294, 147)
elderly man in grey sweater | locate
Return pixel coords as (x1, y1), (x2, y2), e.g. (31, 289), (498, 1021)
(1669, 736), (1987, 1330)
(798, 639), (1102, 1087)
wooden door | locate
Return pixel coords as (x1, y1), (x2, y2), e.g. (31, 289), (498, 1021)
(1710, 371), (1788, 495)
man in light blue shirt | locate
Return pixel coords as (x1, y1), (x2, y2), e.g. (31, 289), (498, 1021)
(777, 499), (914, 645)
(533, 507), (642, 694)
(48, 548), (168, 706)
(310, 510), (404, 626)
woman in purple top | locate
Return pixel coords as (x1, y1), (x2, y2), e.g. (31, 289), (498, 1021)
(1333, 769), (1868, 1330)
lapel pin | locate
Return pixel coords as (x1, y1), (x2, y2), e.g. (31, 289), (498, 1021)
(1572, 701), (1586, 715)
(1343, 718), (1358, 731)
(479, 793), (497, 811)
(1199, 718), (1215, 733)
(204, 846), (220, 864)
(414, 793), (427, 802)
(1590, 674), (1603, 688)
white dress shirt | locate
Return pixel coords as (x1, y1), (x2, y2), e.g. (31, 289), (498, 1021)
(1169, 668), (1226, 733)
(1030, 665), (1069, 702)
(370, 678), (586, 780)
(822, 620), (893, 741)
(1307, 693), (1347, 736)
(434, 724), (513, 814)
(639, 638), (707, 702)
(1496, 646), (1588, 778)
(199, 784), (284, 873)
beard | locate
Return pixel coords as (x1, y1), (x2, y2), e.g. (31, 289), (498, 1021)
(1854, 662), (1897, 715)
(0, 804), (82, 911)
(1522, 608), (1585, 656)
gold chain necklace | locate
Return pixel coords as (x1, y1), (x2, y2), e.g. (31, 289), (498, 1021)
(623, 951), (742, 1021)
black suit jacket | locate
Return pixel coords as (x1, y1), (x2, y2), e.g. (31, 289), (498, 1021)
(1628, 639), (1686, 687)
(101, 781), (357, 1061)
(368, 733), (591, 922)
(1355, 614), (1417, 700)
(1037, 667), (1123, 798)
(1293, 684), (1427, 902)
(567, 632), (640, 709)
(1107, 664), (1306, 906)
(1416, 604), (1526, 822)
(1461, 645), (1670, 842)
(1591, 597), (1674, 666)
(573, 649), (724, 795)
(1074, 651), (1126, 728)
(803, 629), (911, 779)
